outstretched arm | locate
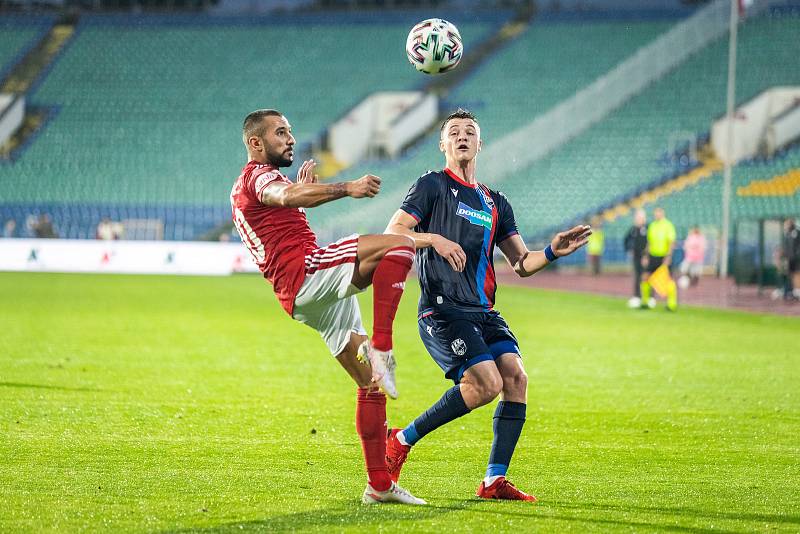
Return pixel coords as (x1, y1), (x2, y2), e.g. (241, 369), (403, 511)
(385, 209), (467, 272)
(499, 225), (592, 277)
(260, 160), (381, 209)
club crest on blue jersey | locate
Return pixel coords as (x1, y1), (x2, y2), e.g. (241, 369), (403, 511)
(477, 186), (495, 209)
(456, 202), (492, 230)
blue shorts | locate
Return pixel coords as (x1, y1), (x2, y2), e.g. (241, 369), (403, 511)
(418, 308), (521, 384)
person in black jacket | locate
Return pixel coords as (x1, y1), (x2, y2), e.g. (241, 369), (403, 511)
(782, 218), (800, 301)
(624, 209), (648, 308)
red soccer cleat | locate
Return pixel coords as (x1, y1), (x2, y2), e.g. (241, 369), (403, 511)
(385, 428), (411, 483)
(476, 477), (537, 502)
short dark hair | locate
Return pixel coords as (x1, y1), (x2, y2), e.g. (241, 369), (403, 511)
(440, 108), (478, 133)
(242, 109), (283, 141)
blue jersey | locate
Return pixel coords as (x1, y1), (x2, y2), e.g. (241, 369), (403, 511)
(400, 168), (519, 314)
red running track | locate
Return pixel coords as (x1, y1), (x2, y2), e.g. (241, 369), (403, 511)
(494, 266), (800, 317)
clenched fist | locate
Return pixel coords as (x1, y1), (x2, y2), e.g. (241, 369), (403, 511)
(348, 174), (381, 198)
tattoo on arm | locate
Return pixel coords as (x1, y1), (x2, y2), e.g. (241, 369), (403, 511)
(261, 181), (350, 208)
(328, 182), (347, 199)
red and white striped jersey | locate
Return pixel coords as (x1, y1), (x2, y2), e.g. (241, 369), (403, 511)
(230, 161), (318, 315)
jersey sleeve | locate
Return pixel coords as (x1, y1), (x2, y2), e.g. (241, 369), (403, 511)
(400, 173), (439, 223)
(251, 169), (284, 200)
(495, 191), (519, 243)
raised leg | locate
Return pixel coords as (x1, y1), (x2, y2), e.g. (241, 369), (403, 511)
(351, 234), (415, 353)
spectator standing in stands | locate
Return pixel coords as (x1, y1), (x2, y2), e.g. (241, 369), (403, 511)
(624, 209), (648, 308)
(679, 226), (707, 288)
(640, 207), (677, 311)
(586, 219), (604, 275)
(31, 214), (57, 239)
(3, 219), (17, 238)
(781, 218), (800, 301)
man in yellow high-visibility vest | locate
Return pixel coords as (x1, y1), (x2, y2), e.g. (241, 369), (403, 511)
(586, 220), (605, 275)
(640, 207), (678, 311)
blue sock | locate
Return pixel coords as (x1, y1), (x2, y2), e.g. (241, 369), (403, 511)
(486, 401), (526, 478)
(402, 385), (470, 446)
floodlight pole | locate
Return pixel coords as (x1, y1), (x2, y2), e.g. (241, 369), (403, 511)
(720, 0), (739, 279)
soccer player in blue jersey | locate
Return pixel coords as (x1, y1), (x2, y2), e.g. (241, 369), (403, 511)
(384, 109), (591, 501)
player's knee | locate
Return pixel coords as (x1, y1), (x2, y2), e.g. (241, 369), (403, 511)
(504, 369), (528, 397)
(479, 375), (503, 403)
(387, 233), (414, 251)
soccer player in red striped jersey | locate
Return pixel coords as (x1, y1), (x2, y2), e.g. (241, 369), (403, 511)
(230, 109), (424, 505)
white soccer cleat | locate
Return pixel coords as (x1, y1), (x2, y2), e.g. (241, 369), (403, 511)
(362, 481), (426, 505)
(358, 340), (398, 399)
(373, 348), (398, 399)
(647, 297), (657, 309)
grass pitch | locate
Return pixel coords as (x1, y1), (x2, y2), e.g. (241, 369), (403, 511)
(1, 272), (799, 533)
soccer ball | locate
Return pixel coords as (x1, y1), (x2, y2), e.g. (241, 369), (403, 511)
(405, 18), (463, 75)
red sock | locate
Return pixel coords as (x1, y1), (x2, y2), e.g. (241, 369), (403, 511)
(371, 245), (414, 351)
(356, 387), (391, 491)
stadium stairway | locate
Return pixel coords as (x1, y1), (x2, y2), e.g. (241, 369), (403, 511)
(737, 167), (800, 197)
(522, 142), (726, 266)
(0, 15), (76, 160)
(0, 20), (75, 94)
(0, 25), (42, 81)
(580, 144), (800, 268)
(598, 144), (724, 226)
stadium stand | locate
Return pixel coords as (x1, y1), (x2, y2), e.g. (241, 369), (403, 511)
(0, 14), (497, 239)
(0, 17), (53, 81)
(2, 8), (797, 247)
(496, 8), (800, 246)
(603, 145), (800, 237)
(0, 29), (37, 78)
(309, 16), (677, 235)
(448, 19), (674, 138)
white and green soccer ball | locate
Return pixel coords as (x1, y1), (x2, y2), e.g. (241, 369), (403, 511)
(405, 18), (463, 75)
